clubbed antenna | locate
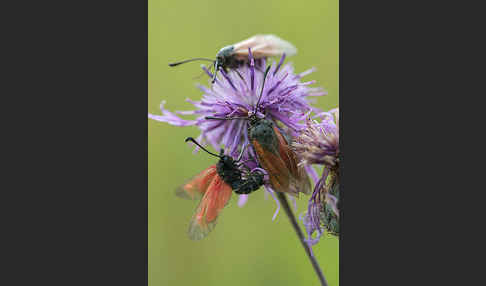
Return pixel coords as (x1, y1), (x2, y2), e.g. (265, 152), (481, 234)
(204, 116), (247, 120)
(169, 58), (215, 67)
(185, 137), (221, 158)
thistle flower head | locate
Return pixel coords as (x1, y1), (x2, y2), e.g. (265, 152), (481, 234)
(149, 50), (325, 222)
(293, 108), (339, 167)
(295, 108), (340, 252)
(148, 50), (325, 157)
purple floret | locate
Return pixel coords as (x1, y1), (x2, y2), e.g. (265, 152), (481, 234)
(149, 49), (325, 158)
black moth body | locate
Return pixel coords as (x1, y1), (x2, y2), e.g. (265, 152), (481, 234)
(186, 138), (264, 195)
(215, 150), (264, 195)
(232, 172), (265, 195)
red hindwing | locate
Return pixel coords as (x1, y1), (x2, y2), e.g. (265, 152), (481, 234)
(176, 165), (233, 240)
(175, 166), (218, 200)
(187, 174), (232, 240)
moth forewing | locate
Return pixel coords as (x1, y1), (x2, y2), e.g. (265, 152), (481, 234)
(232, 34), (298, 59)
(272, 124), (312, 196)
(231, 35), (266, 53)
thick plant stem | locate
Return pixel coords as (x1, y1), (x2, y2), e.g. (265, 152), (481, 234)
(276, 192), (328, 286)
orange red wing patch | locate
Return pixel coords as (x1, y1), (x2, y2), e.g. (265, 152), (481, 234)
(251, 138), (292, 194)
(273, 126), (311, 195)
(187, 174), (233, 240)
(251, 126), (311, 196)
(175, 166), (218, 200)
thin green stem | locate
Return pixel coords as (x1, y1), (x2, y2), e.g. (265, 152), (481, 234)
(276, 192), (328, 286)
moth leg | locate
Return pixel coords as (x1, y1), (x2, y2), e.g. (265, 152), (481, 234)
(211, 62), (219, 83)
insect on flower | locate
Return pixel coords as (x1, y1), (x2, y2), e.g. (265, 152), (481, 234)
(169, 34), (297, 83)
(177, 137), (265, 240)
(206, 65), (311, 197)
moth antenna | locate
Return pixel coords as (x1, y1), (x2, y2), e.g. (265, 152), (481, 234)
(205, 116), (247, 120)
(255, 65), (272, 112)
(169, 58), (215, 67)
(185, 137), (221, 158)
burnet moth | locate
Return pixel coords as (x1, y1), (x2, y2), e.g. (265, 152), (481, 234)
(169, 34), (297, 83)
(176, 137), (264, 240)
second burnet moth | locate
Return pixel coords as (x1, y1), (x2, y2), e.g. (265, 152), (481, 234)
(169, 34), (297, 83)
(176, 137), (264, 240)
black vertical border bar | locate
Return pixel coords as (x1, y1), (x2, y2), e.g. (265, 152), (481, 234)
(144, 0), (149, 284)
(340, 0), (396, 280)
(144, 0), (150, 283)
(6, 0), (149, 284)
(144, 0), (149, 283)
(339, 0), (456, 284)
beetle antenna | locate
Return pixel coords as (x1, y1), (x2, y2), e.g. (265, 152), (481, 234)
(185, 137), (221, 158)
(255, 65), (272, 112)
(169, 58), (215, 67)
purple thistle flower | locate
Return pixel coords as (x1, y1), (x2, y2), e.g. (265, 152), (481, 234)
(149, 50), (325, 223)
(148, 50), (325, 158)
(294, 108), (340, 252)
(293, 108), (339, 167)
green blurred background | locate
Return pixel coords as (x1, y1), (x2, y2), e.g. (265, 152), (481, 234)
(148, 0), (339, 285)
